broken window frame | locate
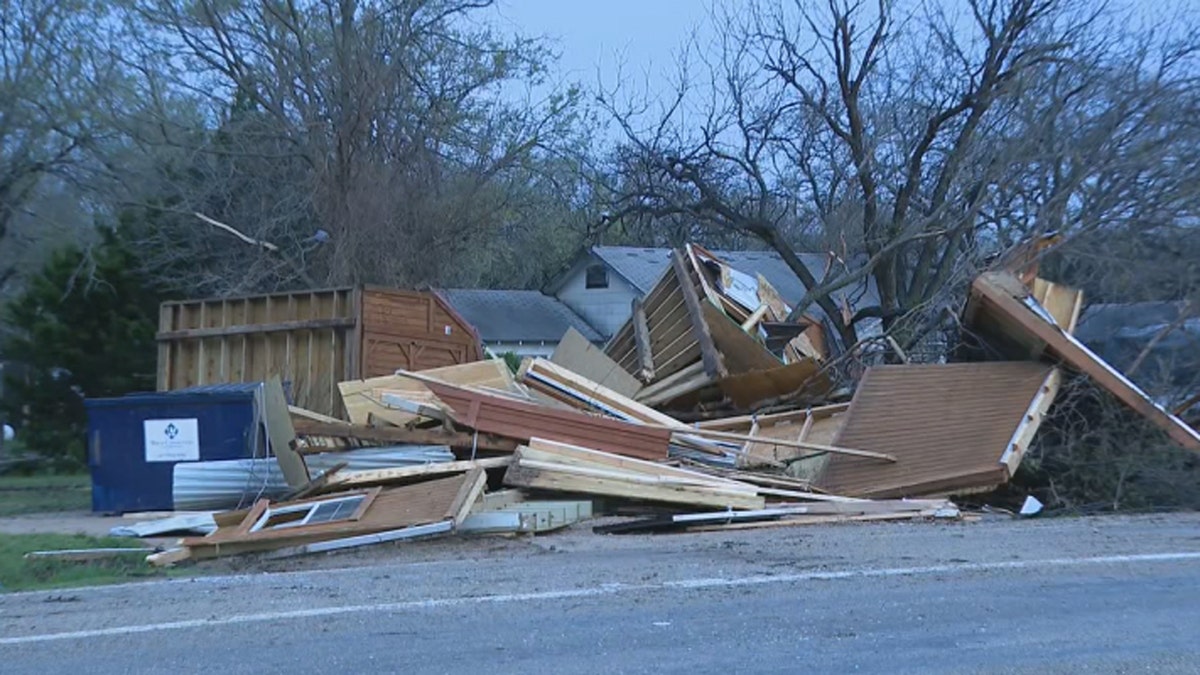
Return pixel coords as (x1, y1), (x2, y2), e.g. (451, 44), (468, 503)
(246, 489), (378, 533)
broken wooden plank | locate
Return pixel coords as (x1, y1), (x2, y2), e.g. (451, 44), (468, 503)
(632, 297), (656, 382)
(379, 392), (450, 421)
(290, 419), (518, 454)
(24, 548), (148, 562)
(740, 304), (770, 331)
(503, 457), (765, 511)
(262, 520), (454, 559)
(448, 468), (488, 527)
(630, 422), (895, 462)
(550, 327), (643, 398)
(634, 361), (714, 407)
(147, 547), (191, 567)
(700, 302), (783, 375)
(695, 404), (850, 432)
(672, 250), (727, 378)
(288, 405), (345, 425)
(263, 376), (308, 488)
(715, 359), (832, 410)
(323, 457), (511, 489)
(281, 463), (348, 501)
(999, 367), (1063, 475)
(524, 438), (748, 489)
(592, 499), (955, 534)
(400, 371), (673, 461)
(339, 359), (518, 426)
(685, 508), (956, 532)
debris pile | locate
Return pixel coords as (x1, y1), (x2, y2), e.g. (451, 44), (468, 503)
(121, 248), (1200, 566)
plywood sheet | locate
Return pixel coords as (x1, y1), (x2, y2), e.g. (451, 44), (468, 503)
(551, 328), (643, 398)
(183, 474), (468, 558)
(716, 359), (832, 409)
(818, 362), (1055, 498)
(701, 302), (781, 374)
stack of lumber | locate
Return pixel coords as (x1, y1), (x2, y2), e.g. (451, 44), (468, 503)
(141, 355), (953, 566)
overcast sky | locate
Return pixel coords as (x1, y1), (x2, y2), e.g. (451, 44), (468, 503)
(486, 0), (1192, 98)
(488, 0), (722, 92)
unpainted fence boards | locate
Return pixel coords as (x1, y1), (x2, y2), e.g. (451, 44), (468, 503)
(158, 287), (483, 418)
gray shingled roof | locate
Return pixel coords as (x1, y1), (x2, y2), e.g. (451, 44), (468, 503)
(589, 246), (878, 309)
(1075, 301), (1200, 391)
(440, 289), (603, 343)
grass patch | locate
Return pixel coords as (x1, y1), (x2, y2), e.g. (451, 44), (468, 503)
(0, 533), (163, 592)
(0, 473), (91, 516)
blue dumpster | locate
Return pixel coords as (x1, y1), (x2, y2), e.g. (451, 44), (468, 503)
(85, 383), (264, 513)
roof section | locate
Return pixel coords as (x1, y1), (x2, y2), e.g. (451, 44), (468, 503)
(440, 289), (603, 344)
(588, 246), (878, 308)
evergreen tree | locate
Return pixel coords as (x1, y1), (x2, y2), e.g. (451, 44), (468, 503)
(0, 227), (164, 466)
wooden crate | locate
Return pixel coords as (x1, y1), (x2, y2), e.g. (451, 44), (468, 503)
(156, 287), (483, 417)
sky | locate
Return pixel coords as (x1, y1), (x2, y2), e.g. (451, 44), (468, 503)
(487, 0), (724, 93)
(485, 0), (1189, 99)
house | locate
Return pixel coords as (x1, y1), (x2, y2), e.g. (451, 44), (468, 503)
(440, 245), (878, 358)
(545, 246), (879, 340)
(437, 289), (603, 359)
(1075, 301), (1200, 396)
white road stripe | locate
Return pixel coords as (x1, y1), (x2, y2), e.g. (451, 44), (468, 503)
(2, 551), (1197, 646)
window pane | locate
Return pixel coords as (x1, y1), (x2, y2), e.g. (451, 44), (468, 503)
(585, 265), (609, 289)
(306, 496), (365, 524)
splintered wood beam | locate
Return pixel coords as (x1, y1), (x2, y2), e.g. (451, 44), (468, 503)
(290, 418), (518, 453)
(740, 304), (770, 331)
(631, 422), (896, 462)
(632, 297), (656, 382)
(263, 376), (308, 488)
(671, 249), (726, 378)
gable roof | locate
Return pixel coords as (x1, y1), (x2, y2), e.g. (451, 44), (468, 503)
(439, 289), (603, 344)
(576, 246), (878, 309)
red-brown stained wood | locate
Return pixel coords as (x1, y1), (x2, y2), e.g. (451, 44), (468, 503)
(420, 379), (673, 461)
(818, 362), (1055, 498)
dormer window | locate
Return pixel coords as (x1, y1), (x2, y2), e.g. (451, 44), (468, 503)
(585, 264), (609, 289)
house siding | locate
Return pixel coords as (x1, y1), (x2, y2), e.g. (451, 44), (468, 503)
(555, 258), (640, 339)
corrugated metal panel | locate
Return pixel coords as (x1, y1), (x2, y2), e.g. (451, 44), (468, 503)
(307, 446), (454, 471)
(818, 362), (1052, 498)
(172, 446), (455, 511)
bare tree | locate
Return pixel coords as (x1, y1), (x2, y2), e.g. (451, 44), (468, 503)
(600, 0), (1200, 351)
(0, 0), (115, 293)
(113, 0), (589, 295)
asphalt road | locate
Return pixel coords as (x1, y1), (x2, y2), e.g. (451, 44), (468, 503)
(2, 513), (1200, 673)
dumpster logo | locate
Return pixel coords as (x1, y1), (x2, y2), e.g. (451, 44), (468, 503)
(143, 418), (200, 463)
